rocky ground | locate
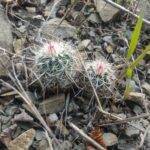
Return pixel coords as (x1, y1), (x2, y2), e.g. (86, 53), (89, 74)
(0, 0), (150, 150)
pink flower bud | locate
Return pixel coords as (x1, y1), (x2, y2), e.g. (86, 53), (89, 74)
(96, 62), (106, 76)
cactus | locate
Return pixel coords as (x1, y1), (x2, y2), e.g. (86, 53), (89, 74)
(34, 41), (79, 88)
(84, 59), (115, 90)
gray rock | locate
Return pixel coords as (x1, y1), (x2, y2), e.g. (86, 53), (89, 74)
(0, 9), (13, 51)
(48, 113), (58, 123)
(5, 105), (19, 116)
(125, 121), (144, 137)
(38, 94), (65, 114)
(26, 7), (36, 13)
(0, 9), (13, 76)
(41, 18), (77, 40)
(35, 130), (46, 141)
(133, 105), (143, 114)
(142, 82), (150, 95)
(94, 0), (119, 22)
(118, 139), (137, 150)
(103, 36), (113, 43)
(125, 126), (140, 137)
(87, 13), (100, 23)
(103, 133), (118, 146)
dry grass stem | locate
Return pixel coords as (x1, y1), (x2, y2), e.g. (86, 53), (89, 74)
(68, 122), (106, 150)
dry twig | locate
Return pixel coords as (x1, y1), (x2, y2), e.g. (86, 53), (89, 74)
(68, 122), (106, 150)
(104, 0), (150, 25)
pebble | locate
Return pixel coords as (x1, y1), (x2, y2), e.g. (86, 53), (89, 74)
(103, 133), (118, 146)
(78, 39), (91, 51)
(87, 13), (100, 23)
(103, 35), (113, 43)
(133, 105), (143, 114)
(125, 126), (140, 137)
(38, 94), (65, 114)
(48, 113), (58, 123)
(26, 7), (36, 13)
(35, 130), (46, 141)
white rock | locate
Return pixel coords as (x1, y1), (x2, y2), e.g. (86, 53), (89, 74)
(125, 126), (140, 137)
(48, 113), (58, 123)
(103, 133), (118, 146)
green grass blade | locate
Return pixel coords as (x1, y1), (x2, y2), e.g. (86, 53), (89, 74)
(127, 16), (143, 60)
(126, 67), (133, 78)
(129, 44), (150, 69)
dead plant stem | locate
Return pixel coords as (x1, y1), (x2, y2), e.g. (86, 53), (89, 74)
(68, 122), (106, 150)
(104, 0), (150, 25)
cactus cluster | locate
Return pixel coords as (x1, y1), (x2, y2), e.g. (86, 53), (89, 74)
(34, 41), (79, 87)
(33, 40), (115, 92)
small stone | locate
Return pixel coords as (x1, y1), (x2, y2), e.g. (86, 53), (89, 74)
(125, 126), (140, 137)
(7, 128), (36, 150)
(68, 101), (79, 113)
(78, 39), (91, 51)
(142, 82), (150, 95)
(133, 105), (143, 114)
(26, 7), (36, 13)
(38, 94), (65, 114)
(103, 36), (113, 43)
(17, 26), (26, 33)
(48, 113), (58, 123)
(35, 130), (46, 141)
(106, 44), (113, 53)
(5, 105), (19, 116)
(118, 139), (137, 150)
(87, 13), (100, 23)
(95, 0), (119, 22)
(103, 133), (118, 146)
(111, 54), (121, 63)
(127, 92), (145, 103)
